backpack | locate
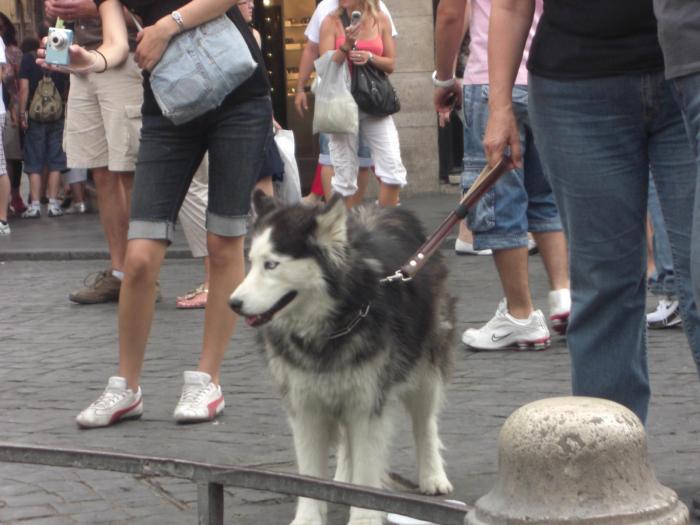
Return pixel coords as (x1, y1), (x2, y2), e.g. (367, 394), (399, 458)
(29, 75), (63, 122)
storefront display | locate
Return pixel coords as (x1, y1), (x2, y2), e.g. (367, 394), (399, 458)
(254, 0), (319, 191)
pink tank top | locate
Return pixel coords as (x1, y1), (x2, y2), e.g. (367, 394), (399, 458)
(335, 17), (384, 68)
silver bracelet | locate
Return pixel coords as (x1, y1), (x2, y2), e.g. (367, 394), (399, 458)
(171, 10), (185, 32)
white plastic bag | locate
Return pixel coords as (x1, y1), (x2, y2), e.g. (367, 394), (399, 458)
(273, 129), (302, 204)
(312, 51), (358, 135)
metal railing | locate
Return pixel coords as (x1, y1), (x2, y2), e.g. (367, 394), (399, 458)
(0, 443), (470, 525)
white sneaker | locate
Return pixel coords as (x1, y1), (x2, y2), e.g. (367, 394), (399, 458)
(548, 288), (571, 335)
(173, 371), (225, 423)
(47, 204), (64, 217)
(76, 376), (143, 428)
(527, 237), (538, 255)
(647, 296), (682, 329)
(462, 299), (550, 351)
(454, 237), (492, 256)
(0, 221), (10, 235)
(65, 202), (87, 215)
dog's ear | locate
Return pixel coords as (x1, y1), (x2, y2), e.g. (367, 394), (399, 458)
(314, 193), (347, 248)
(252, 189), (277, 219)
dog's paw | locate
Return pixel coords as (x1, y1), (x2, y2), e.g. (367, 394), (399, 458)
(290, 519), (324, 525)
(347, 517), (384, 525)
(419, 473), (453, 495)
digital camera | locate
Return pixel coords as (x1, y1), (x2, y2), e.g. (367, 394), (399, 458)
(45, 27), (74, 66)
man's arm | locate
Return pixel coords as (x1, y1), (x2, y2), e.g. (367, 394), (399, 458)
(18, 78), (28, 129)
(433, 0), (467, 115)
(294, 40), (319, 117)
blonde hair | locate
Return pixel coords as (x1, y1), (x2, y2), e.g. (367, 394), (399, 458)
(336, 0), (379, 24)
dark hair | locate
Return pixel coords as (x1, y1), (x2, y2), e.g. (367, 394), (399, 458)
(0, 12), (17, 47)
(20, 36), (39, 53)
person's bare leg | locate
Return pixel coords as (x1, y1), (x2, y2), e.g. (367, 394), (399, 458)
(70, 181), (85, 204)
(458, 221), (474, 243)
(118, 239), (168, 390)
(197, 233), (245, 385)
(255, 176), (273, 197)
(0, 175), (10, 222)
(532, 230), (569, 291)
(28, 173), (41, 202)
(378, 183), (400, 207)
(347, 167), (371, 208)
(493, 247), (533, 319)
(46, 170), (61, 200)
(321, 165), (334, 201)
(203, 256), (210, 289)
(93, 167), (132, 272)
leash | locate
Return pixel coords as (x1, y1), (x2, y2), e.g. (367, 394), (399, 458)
(326, 158), (511, 340)
(380, 157), (512, 284)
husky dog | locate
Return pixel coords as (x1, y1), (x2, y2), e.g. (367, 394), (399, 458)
(230, 191), (455, 525)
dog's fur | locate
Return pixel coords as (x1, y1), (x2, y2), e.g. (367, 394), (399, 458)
(230, 192), (456, 525)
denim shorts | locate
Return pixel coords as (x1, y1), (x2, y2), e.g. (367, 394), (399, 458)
(129, 96), (272, 243)
(319, 132), (372, 167)
(23, 119), (67, 174)
(461, 84), (561, 250)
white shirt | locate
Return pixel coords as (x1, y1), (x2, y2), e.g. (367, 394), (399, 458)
(304, 0), (398, 44)
(0, 39), (6, 115)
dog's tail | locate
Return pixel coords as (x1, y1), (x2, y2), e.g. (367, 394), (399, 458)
(433, 290), (457, 382)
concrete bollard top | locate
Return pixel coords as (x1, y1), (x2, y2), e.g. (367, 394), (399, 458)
(466, 396), (689, 525)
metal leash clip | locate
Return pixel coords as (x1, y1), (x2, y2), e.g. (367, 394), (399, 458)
(379, 270), (413, 284)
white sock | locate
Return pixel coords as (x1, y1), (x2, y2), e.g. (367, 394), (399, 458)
(112, 270), (124, 281)
(31, 200), (40, 209)
(49, 198), (59, 207)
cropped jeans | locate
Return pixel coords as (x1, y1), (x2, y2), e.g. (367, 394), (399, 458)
(671, 73), (700, 311)
(529, 72), (700, 423)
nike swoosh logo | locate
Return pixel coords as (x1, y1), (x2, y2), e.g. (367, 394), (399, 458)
(491, 332), (513, 342)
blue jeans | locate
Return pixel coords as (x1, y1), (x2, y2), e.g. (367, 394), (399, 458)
(671, 73), (700, 313)
(647, 178), (675, 297)
(23, 118), (67, 173)
(529, 72), (700, 423)
(461, 85), (562, 250)
(318, 132), (372, 167)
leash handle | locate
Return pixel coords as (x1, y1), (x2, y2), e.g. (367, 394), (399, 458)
(398, 157), (512, 280)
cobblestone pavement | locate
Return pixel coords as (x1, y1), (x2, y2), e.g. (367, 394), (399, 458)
(1, 195), (699, 524)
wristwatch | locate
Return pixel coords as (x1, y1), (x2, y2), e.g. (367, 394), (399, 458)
(171, 10), (185, 32)
(432, 70), (456, 88)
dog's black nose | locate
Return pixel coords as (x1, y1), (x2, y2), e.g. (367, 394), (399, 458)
(229, 297), (243, 314)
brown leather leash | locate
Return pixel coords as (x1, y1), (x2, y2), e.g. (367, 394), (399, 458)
(381, 156), (512, 284)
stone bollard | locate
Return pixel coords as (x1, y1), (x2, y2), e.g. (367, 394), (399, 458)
(466, 396), (689, 525)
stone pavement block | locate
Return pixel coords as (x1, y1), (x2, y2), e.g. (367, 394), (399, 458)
(12, 517), (76, 525)
(0, 504), (57, 521)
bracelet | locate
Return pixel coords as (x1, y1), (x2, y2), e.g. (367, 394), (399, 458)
(432, 70), (456, 88)
(367, 52), (374, 62)
(339, 44), (351, 54)
(171, 10), (185, 32)
(91, 50), (108, 73)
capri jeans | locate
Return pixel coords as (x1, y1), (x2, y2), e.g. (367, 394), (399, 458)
(529, 72), (700, 423)
(329, 112), (406, 197)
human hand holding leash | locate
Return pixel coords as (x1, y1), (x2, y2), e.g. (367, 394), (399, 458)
(483, 106), (522, 168)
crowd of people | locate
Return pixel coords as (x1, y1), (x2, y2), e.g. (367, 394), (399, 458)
(0, 0), (696, 486)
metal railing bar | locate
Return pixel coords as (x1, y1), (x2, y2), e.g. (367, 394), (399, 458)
(0, 443), (469, 525)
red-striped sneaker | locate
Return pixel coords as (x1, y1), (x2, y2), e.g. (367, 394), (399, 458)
(461, 299), (551, 351)
(548, 288), (571, 335)
(173, 371), (225, 423)
(76, 376), (143, 428)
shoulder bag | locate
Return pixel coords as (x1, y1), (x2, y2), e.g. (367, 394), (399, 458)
(351, 63), (400, 117)
(128, 11), (257, 125)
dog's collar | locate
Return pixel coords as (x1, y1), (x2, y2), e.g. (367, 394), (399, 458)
(328, 303), (371, 340)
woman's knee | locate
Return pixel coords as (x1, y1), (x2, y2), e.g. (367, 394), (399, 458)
(207, 235), (244, 268)
(123, 241), (165, 284)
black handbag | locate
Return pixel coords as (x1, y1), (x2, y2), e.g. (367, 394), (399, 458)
(351, 63), (401, 117)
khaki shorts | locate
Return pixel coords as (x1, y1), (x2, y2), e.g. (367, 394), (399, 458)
(63, 54), (143, 172)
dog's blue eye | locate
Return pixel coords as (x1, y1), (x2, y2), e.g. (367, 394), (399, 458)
(264, 261), (279, 270)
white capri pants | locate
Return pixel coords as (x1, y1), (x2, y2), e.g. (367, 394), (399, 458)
(329, 112), (407, 197)
(178, 155), (209, 258)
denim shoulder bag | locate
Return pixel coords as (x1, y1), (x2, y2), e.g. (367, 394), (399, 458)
(129, 11), (257, 125)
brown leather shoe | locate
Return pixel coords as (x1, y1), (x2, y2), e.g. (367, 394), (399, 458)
(69, 270), (121, 304)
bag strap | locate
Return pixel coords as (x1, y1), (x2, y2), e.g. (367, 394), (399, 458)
(339, 10), (351, 28)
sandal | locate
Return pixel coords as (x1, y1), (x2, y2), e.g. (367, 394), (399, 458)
(176, 284), (208, 309)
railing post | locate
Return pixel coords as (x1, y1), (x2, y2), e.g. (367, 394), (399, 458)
(197, 482), (224, 525)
